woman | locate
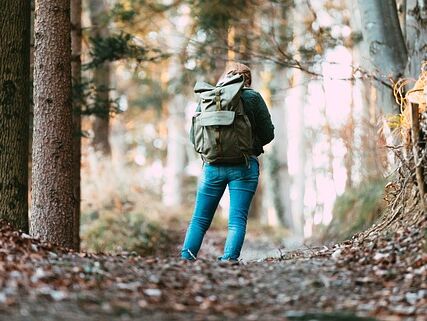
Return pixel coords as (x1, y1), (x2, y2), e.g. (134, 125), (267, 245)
(181, 62), (275, 261)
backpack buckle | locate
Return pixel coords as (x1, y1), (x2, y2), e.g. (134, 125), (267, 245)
(215, 90), (221, 111)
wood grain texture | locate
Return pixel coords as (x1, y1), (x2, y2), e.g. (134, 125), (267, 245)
(31, 0), (75, 248)
(71, 0), (82, 250)
(0, 0), (31, 231)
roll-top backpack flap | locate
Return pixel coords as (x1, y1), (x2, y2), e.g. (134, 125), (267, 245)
(216, 74), (245, 110)
(194, 80), (215, 93)
(199, 111), (235, 126)
(194, 81), (217, 112)
(194, 74), (244, 112)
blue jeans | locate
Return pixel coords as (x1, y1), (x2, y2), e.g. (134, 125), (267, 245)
(181, 157), (259, 261)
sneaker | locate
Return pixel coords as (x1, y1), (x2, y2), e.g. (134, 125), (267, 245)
(217, 257), (240, 266)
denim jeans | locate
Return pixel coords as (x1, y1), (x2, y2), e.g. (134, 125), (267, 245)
(181, 157), (259, 261)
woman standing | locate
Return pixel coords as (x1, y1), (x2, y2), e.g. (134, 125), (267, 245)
(181, 63), (275, 261)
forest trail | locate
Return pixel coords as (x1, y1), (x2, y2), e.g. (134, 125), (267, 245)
(0, 222), (425, 321)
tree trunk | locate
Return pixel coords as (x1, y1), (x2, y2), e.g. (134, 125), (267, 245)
(286, 3), (308, 240)
(289, 69), (306, 240)
(344, 79), (355, 190)
(31, 0), (75, 249)
(0, 0), (31, 232)
(359, 1), (427, 236)
(404, 0), (427, 78)
(162, 9), (190, 207)
(89, 0), (111, 156)
(357, 0), (407, 114)
(258, 2), (293, 228)
(213, 35), (228, 83)
(162, 93), (186, 207)
(396, 0), (407, 40)
(71, 0), (82, 250)
(348, 0), (383, 183)
(268, 68), (292, 228)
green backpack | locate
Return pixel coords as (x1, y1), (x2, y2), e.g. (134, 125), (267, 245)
(192, 74), (253, 164)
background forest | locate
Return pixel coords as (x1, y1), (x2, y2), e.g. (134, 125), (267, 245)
(2, 0), (427, 252)
(0, 0), (426, 320)
(74, 0), (424, 256)
(1, 0), (426, 255)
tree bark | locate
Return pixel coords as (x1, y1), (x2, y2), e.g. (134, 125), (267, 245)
(404, 0), (427, 78)
(89, 0), (111, 156)
(71, 0), (82, 250)
(31, 0), (75, 249)
(348, 0), (383, 183)
(0, 0), (31, 232)
(357, 0), (408, 114)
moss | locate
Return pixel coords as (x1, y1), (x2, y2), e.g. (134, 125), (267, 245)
(325, 179), (387, 241)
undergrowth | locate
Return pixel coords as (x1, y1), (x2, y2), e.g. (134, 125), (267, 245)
(81, 210), (180, 256)
(323, 179), (387, 241)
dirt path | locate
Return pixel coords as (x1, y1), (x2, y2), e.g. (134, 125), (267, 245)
(0, 224), (425, 321)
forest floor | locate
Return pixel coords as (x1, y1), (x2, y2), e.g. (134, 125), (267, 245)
(0, 221), (425, 321)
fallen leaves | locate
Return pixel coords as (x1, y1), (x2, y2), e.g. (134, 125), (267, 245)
(0, 219), (425, 321)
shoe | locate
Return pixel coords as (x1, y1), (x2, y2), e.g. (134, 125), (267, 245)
(217, 257), (240, 266)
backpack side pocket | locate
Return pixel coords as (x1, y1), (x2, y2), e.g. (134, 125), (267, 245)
(193, 113), (204, 153)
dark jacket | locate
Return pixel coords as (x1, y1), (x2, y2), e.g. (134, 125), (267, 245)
(190, 88), (275, 156)
(240, 88), (275, 156)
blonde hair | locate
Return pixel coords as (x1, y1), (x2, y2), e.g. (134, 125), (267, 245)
(223, 62), (252, 87)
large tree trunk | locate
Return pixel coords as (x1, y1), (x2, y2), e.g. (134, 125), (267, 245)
(0, 0), (31, 232)
(31, 0), (75, 249)
(357, 0), (408, 114)
(88, 0), (111, 156)
(348, 0), (385, 183)
(71, 0), (82, 250)
(404, 0), (427, 78)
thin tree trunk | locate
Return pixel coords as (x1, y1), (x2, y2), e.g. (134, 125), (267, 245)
(162, 92), (186, 207)
(161, 7), (191, 207)
(269, 104), (292, 228)
(269, 69), (292, 228)
(344, 74), (355, 190)
(31, 0), (75, 249)
(288, 4), (308, 240)
(260, 1), (293, 228)
(0, 0), (31, 232)
(89, 0), (111, 156)
(213, 39), (228, 82)
(71, 0), (82, 250)
(290, 69), (306, 239)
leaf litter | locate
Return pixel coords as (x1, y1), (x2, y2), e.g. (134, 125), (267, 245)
(0, 219), (425, 321)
